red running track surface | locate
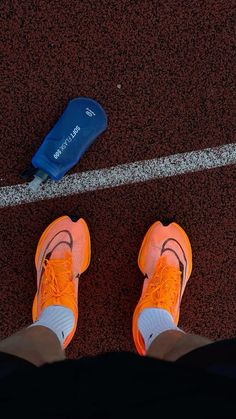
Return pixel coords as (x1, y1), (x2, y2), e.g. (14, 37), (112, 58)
(0, 1), (235, 358)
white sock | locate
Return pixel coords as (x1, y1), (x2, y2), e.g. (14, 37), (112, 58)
(30, 306), (75, 346)
(138, 308), (182, 351)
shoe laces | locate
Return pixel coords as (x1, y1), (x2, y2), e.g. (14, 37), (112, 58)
(144, 256), (181, 310)
(41, 254), (75, 306)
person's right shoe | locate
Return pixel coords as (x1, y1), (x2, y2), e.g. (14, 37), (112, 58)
(132, 221), (192, 355)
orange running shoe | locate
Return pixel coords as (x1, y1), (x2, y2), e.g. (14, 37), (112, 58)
(32, 215), (91, 349)
(132, 221), (192, 355)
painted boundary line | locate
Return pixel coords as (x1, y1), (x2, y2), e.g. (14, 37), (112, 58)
(0, 143), (235, 208)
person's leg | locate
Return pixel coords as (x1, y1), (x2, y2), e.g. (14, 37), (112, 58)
(132, 221), (212, 360)
(0, 216), (91, 367)
(146, 330), (212, 361)
(0, 326), (64, 366)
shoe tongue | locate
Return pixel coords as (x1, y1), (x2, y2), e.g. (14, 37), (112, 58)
(50, 243), (71, 259)
(152, 255), (180, 284)
(161, 251), (179, 269)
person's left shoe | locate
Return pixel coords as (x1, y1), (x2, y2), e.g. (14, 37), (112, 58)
(32, 215), (91, 348)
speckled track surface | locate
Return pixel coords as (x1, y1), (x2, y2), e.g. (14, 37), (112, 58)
(0, 1), (235, 358)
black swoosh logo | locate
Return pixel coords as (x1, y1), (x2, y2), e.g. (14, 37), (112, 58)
(161, 238), (187, 299)
(38, 229), (73, 289)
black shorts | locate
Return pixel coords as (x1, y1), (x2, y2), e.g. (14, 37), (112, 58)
(0, 338), (235, 418)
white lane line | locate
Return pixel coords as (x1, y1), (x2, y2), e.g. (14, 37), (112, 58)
(0, 143), (235, 208)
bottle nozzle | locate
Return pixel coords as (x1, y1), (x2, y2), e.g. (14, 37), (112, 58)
(28, 176), (43, 192)
(28, 170), (49, 192)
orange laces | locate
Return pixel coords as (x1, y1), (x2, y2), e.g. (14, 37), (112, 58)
(41, 256), (75, 305)
(144, 257), (181, 309)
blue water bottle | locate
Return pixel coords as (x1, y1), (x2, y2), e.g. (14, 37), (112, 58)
(27, 97), (107, 191)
